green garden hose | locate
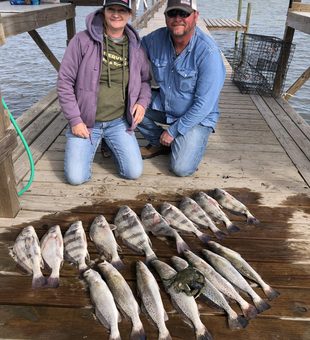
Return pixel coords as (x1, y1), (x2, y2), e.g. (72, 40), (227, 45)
(2, 97), (34, 196)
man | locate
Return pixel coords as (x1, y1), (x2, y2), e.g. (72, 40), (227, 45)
(138, 0), (226, 177)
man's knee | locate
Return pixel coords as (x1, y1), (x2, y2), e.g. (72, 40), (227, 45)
(170, 163), (196, 177)
(119, 163), (143, 180)
(65, 171), (90, 186)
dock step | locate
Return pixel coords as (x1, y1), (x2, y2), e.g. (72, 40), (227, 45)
(203, 18), (247, 31)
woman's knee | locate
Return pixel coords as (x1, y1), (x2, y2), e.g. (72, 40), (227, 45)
(65, 170), (90, 186)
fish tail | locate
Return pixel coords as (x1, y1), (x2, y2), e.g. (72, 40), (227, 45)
(226, 222), (240, 234)
(176, 238), (190, 254)
(253, 296), (271, 313)
(110, 257), (125, 271)
(247, 215), (260, 225)
(196, 325), (213, 340)
(145, 252), (158, 268)
(130, 323), (146, 340)
(197, 232), (212, 244)
(227, 313), (248, 330)
(213, 229), (227, 240)
(158, 329), (172, 340)
(31, 274), (48, 290)
(79, 266), (90, 279)
(44, 275), (60, 288)
(263, 285), (280, 301)
(241, 302), (257, 320)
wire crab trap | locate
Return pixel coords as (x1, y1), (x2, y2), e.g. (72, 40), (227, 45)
(232, 33), (296, 96)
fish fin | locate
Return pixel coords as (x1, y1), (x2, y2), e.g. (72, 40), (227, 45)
(85, 251), (91, 261)
(226, 223), (240, 234)
(241, 302), (257, 320)
(95, 307), (110, 329)
(247, 216), (260, 225)
(228, 313), (248, 330)
(197, 232), (212, 244)
(17, 262), (32, 274)
(116, 244), (122, 252)
(164, 309), (169, 321)
(198, 294), (225, 312)
(196, 325), (213, 340)
(32, 274), (47, 290)
(145, 252), (158, 268)
(64, 251), (77, 265)
(130, 323), (146, 340)
(121, 238), (144, 254)
(79, 266), (90, 279)
(213, 229), (227, 240)
(253, 296), (271, 314)
(43, 275), (60, 289)
(42, 258), (52, 273)
(110, 257), (125, 271)
(176, 239), (190, 254)
(109, 224), (117, 231)
(114, 229), (120, 238)
(263, 285), (280, 301)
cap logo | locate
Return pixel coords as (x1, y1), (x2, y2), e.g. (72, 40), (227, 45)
(181, 0), (191, 4)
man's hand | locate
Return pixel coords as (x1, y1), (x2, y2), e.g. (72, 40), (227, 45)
(71, 122), (90, 139)
(133, 104), (146, 125)
(160, 130), (174, 147)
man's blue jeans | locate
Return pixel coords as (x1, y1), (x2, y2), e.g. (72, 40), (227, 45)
(137, 106), (213, 177)
(64, 117), (143, 185)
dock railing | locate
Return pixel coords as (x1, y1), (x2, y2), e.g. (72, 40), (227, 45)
(0, 0), (166, 218)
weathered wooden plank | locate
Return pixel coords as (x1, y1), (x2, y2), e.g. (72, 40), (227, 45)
(0, 127), (17, 165)
(1, 304), (309, 340)
(12, 100), (62, 162)
(251, 95), (310, 186)
(286, 11), (310, 35)
(13, 113), (68, 184)
(2, 4), (76, 38)
(0, 13), (5, 46)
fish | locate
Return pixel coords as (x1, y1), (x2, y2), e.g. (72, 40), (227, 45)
(114, 205), (157, 267)
(171, 256), (248, 330)
(179, 197), (227, 240)
(152, 259), (213, 340)
(213, 188), (260, 225)
(83, 268), (121, 340)
(98, 261), (146, 340)
(63, 221), (90, 279)
(11, 226), (47, 290)
(141, 203), (190, 254)
(202, 249), (270, 313)
(206, 241), (280, 301)
(161, 202), (212, 244)
(136, 261), (172, 340)
(89, 215), (125, 270)
(40, 225), (64, 288)
(184, 249), (257, 320)
(195, 192), (240, 234)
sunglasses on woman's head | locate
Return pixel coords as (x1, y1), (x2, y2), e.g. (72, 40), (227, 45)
(166, 9), (191, 18)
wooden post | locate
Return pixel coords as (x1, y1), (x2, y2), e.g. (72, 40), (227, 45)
(0, 92), (20, 218)
(245, 2), (251, 34)
(66, 12), (76, 47)
(151, 0), (155, 18)
(0, 14), (5, 47)
(235, 0), (242, 47)
(143, 0), (147, 28)
(132, 0), (137, 21)
(283, 65), (310, 100)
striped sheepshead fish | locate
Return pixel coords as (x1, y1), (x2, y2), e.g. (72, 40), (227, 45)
(64, 221), (90, 279)
(114, 205), (157, 267)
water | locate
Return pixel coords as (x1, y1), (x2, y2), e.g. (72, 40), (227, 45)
(0, 0), (309, 123)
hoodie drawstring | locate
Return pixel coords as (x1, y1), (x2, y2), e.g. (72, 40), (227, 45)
(105, 33), (112, 88)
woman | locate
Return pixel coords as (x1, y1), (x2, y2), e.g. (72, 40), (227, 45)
(57, 0), (151, 185)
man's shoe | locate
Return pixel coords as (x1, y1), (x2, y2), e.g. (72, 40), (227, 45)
(140, 144), (171, 159)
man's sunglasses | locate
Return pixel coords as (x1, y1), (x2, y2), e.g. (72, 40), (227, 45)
(166, 9), (192, 18)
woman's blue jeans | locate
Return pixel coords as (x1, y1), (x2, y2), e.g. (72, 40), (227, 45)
(137, 106), (213, 177)
(64, 117), (143, 185)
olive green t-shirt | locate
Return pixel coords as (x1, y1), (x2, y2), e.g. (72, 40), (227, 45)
(95, 34), (129, 122)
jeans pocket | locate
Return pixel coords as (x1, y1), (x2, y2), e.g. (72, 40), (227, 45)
(176, 68), (197, 93)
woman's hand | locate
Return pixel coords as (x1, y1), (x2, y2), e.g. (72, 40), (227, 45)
(71, 122), (90, 138)
(133, 103), (146, 125)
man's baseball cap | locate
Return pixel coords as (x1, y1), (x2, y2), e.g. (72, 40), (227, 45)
(103, 0), (132, 10)
(164, 0), (197, 14)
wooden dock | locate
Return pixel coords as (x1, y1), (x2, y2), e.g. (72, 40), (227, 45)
(1, 1), (310, 340)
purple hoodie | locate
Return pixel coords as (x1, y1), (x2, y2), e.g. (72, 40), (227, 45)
(57, 9), (151, 135)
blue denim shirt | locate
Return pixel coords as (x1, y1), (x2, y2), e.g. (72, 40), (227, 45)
(141, 26), (226, 138)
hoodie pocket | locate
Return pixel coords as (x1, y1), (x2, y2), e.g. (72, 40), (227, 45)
(176, 68), (197, 93)
(151, 58), (167, 84)
(77, 89), (97, 123)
